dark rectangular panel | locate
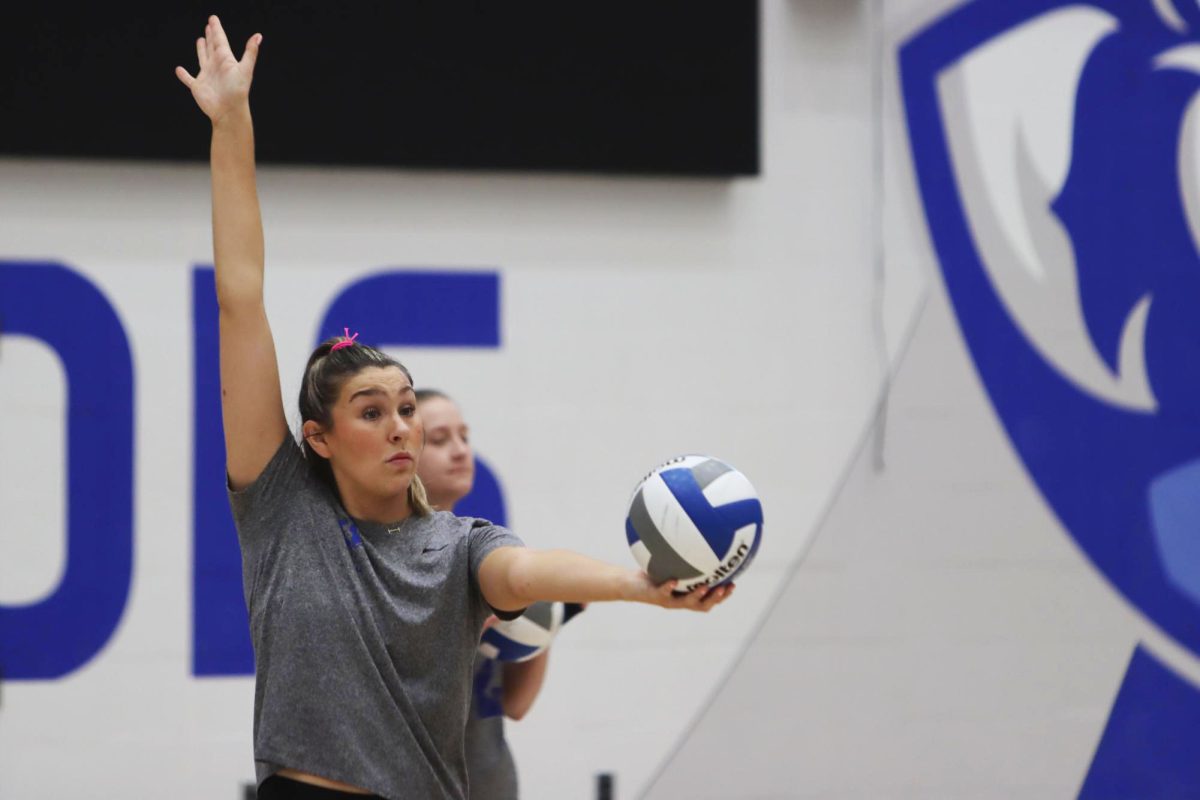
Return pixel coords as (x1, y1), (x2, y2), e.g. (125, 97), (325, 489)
(2, 2), (758, 176)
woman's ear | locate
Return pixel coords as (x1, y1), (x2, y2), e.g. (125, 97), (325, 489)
(303, 420), (331, 459)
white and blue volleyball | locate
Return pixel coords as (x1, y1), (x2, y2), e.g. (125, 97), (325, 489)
(479, 601), (564, 663)
(626, 455), (763, 592)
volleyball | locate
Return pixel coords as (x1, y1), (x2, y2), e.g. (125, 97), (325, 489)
(626, 455), (764, 592)
(479, 601), (565, 662)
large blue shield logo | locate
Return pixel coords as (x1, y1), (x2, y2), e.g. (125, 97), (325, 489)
(901, 0), (1200, 793)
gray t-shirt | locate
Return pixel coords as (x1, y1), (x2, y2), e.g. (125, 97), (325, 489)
(464, 652), (518, 799)
(229, 436), (523, 799)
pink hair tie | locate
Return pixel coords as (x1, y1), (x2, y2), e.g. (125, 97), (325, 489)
(331, 328), (359, 352)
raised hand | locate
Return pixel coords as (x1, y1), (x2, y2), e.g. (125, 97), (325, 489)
(175, 16), (262, 123)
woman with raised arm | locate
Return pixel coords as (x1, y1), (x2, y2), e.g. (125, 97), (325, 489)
(177, 17), (731, 800)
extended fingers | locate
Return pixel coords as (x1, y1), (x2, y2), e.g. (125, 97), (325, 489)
(241, 33), (263, 71)
(195, 36), (208, 70)
(207, 15), (232, 53)
(203, 20), (215, 62)
(175, 65), (197, 89)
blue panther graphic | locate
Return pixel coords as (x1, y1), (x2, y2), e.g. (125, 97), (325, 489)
(901, 0), (1200, 793)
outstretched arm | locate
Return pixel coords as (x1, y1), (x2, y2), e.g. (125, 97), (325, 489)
(177, 16), (286, 489)
(477, 547), (732, 613)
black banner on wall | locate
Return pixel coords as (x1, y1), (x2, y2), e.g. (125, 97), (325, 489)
(2, 2), (759, 176)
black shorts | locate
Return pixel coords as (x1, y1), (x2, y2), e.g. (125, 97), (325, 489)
(256, 775), (384, 800)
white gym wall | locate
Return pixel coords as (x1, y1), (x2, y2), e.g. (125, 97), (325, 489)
(11, 1), (1185, 798)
